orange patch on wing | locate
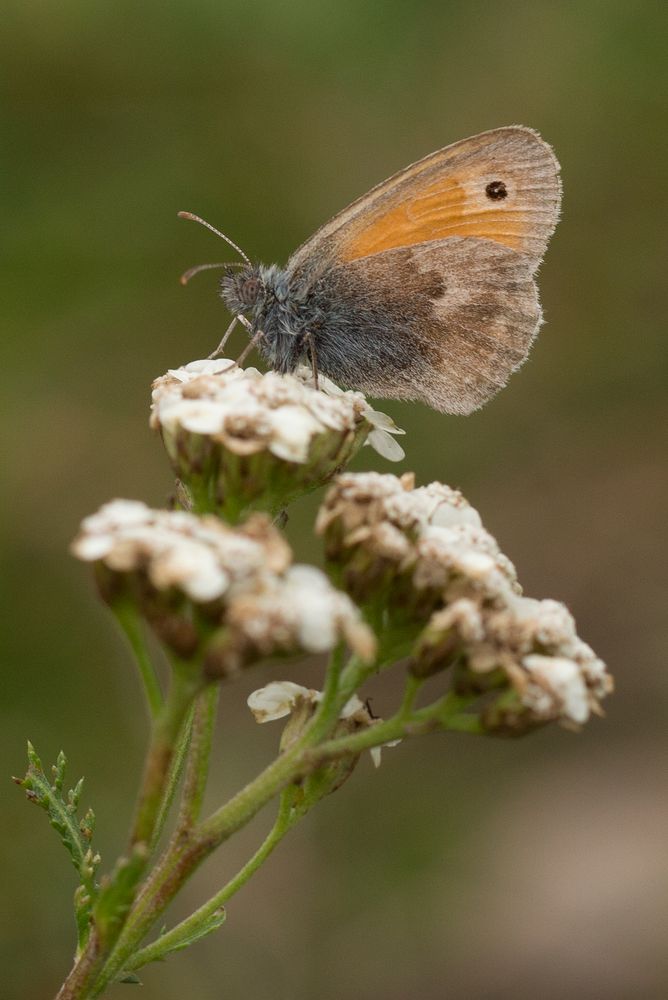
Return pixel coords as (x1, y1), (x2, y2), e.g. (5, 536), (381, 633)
(343, 176), (529, 261)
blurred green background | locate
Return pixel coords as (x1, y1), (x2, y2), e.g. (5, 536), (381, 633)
(3, 1), (667, 997)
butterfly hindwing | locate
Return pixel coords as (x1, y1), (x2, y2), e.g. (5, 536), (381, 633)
(306, 236), (541, 414)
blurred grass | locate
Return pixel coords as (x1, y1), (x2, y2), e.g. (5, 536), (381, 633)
(2, 2), (666, 998)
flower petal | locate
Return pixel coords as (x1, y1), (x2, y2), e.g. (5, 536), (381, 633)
(366, 429), (406, 462)
(247, 681), (316, 723)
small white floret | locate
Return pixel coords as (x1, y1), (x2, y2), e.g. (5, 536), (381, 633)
(247, 681), (318, 723)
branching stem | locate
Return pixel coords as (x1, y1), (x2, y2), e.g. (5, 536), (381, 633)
(125, 787), (298, 972)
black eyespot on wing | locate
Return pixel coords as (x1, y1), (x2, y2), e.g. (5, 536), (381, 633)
(485, 180), (508, 200)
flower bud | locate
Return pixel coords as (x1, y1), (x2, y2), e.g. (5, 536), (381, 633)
(316, 473), (612, 733)
(480, 649), (613, 735)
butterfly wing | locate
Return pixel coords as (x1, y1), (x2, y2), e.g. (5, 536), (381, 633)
(285, 126), (560, 413)
(287, 126), (561, 280)
(311, 237), (541, 414)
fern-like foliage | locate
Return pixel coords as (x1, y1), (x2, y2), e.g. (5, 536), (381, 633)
(14, 742), (101, 951)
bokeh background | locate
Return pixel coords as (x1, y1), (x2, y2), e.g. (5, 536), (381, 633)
(3, 2), (667, 997)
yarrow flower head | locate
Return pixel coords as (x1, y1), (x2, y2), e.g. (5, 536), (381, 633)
(417, 594), (612, 731)
(316, 471), (518, 634)
(150, 359), (405, 521)
(71, 500), (374, 674)
(316, 472), (613, 731)
(204, 564), (376, 677)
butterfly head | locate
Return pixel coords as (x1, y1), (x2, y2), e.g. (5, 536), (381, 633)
(219, 265), (266, 316)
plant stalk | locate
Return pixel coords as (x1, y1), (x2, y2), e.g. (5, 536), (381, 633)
(125, 788), (298, 972)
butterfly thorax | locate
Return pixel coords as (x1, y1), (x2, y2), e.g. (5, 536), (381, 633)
(220, 263), (315, 374)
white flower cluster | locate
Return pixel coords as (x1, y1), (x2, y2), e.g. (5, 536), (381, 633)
(316, 471), (518, 606)
(150, 359), (405, 464)
(72, 499), (290, 602)
(317, 473), (612, 729)
(425, 595), (611, 726)
(71, 500), (374, 668)
(223, 565), (376, 665)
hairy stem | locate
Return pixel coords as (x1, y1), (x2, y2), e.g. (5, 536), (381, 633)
(149, 706), (193, 856)
(90, 739), (307, 994)
(307, 690), (481, 764)
(177, 684), (220, 830)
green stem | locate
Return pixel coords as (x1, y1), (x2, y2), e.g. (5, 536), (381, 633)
(126, 787), (298, 972)
(187, 473), (220, 518)
(398, 673), (423, 719)
(149, 706), (193, 856)
(307, 690), (480, 764)
(87, 649), (404, 994)
(91, 648), (357, 992)
(90, 738), (308, 994)
(112, 602), (163, 719)
(177, 684), (220, 830)
(305, 643), (348, 742)
(129, 665), (202, 850)
(197, 647), (360, 844)
(319, 654), (372, 725)
(441, 712), (484, 733)
(311, 715), (409, 761)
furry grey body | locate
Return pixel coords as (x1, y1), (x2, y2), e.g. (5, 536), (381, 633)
(220, 257), (429, 395)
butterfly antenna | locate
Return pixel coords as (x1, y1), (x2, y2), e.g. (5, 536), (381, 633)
(179, 261), (245, 286)
(178, 211), (251, 266)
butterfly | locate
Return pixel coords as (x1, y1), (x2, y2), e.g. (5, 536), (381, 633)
(180, 125), (561, 414)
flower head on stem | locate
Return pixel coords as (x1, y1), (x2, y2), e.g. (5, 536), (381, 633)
(72, 501), (374, 677)
(316, 472), (516, 654)
(150, 359), (405, 520)
(317, 472), (613, 731)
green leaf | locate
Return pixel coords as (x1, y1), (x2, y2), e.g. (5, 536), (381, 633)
(126, 907), (226, 971)
(156, 907), (226, 958)
(14, 742), (101, 950)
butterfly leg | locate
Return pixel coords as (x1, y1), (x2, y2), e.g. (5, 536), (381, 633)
(207, 316), (239, 359)
(305, 332), (320, 391)
(236, 319), (264, 367)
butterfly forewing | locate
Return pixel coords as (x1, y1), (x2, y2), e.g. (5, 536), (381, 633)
(287, 126), (560, 279)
